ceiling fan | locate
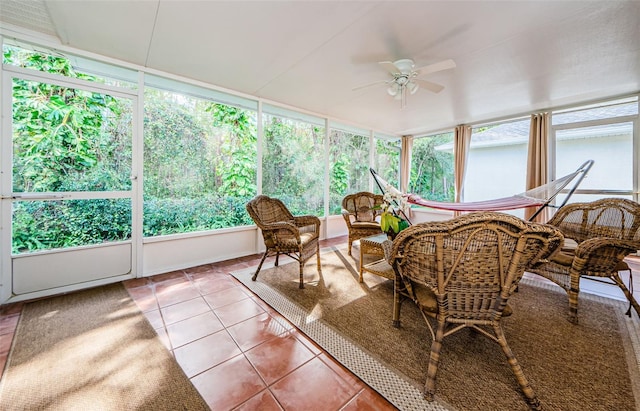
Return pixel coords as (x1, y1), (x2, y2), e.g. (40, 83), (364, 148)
(353, 58), (456, 108)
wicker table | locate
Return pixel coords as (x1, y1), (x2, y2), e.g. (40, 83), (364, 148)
(359, 233), (394, 282)
(358, 234), (398, 325)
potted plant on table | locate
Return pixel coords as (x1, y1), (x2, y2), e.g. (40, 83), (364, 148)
(379, 187), (411, 240)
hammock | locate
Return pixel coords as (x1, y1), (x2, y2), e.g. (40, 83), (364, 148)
(371, 160), (594, 221)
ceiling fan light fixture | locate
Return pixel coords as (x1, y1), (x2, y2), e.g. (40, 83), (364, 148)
(394, 59), (414, 74)
(396, 75), (409, 86)
(355, 57), (455, 108)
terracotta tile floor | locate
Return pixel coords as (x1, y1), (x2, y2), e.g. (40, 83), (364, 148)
(0, 236), (395, 410)
(1, 236), (639, 410)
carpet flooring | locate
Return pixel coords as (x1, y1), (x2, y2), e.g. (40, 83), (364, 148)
(0, 283), (208, 411)
(232, 246), (640, 411)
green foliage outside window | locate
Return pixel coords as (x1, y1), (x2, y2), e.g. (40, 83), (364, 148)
(410, 134), (455, 202)
(13, 200), (132, 252)
(10, 50), (131, 193)
(7, 45), (261, 251)
(329, 130), (370, 214)
(262, 115), (325, 216)
(142, 89), (257, 236)
(373, 138), (401, 193)
(8, 46), (133, 253)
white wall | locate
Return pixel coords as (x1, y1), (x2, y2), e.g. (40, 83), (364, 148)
(142, 218), (349, 277)
(325, 214), (349, 239)
(409, 208), (454, 224)
(142, 226), (260, 276)
(465, 143), (528, 202)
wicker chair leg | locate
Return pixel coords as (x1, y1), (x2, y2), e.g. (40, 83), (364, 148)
(611, 270), (640, 318)
(493, 324), (541, 410)
(298, 259), (305, 289)
(392, 279), (403, 328)
(424, 320), (446, 401)
(392, 274), (411, 328)
(316, 243), (321, 272)
(252, 251), (269, 281)
(568, 286), (579, 324)
(348, 240), (353, 256)
(275, 252), (280, 267)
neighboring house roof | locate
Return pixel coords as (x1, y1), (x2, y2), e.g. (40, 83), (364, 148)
(435, 102), (637, 151)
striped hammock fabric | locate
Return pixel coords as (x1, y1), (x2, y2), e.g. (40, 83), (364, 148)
(405, 193), (544, 212)
(371, 160), (593, 214)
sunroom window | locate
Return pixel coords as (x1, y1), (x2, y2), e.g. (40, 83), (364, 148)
(143, 75), (258, 236)
(262, 105), (325, 217)
(410, 132), (455, 203)
(373, 134), (401, 194)
(551, 96), (638, 203)
(464, 119), (530, 218)
(328, 123), (371, 215)
(3, 40), (138, 89)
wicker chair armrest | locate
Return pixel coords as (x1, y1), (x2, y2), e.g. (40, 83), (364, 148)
(567, 238), (640, 274)
(292, 215), (320, 231)
(524, 226), (564, 268)
(341, 210), (354, 226)
(574, 237), (640, 258)
(262, 221), (300, 239)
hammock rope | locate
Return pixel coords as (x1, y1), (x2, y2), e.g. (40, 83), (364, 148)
(371, 160), (594, 220)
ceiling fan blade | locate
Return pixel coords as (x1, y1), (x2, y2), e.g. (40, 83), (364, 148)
(352, 80), (388, 91)
(379, 61), (401, 75)
(413, 78), (445, 94)
(414, 59), (456, 76)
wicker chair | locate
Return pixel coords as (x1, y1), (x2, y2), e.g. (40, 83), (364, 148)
(341, 191), (384, 255)
(527, 198), (640, 323)
(246, 195), (321, 289)
(387, 212), (563, 409)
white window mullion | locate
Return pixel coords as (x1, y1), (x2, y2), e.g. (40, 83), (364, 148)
(634, 98), (639, 202)
(369, 130), (375, 192)
(133, 70), (144, 278)
(324, 118), (330, 228)
(257, 100), (263, 195)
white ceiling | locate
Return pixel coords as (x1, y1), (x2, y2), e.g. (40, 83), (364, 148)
(1, 0), (639, 136)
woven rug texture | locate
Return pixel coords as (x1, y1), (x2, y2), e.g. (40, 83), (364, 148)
(0, 283), (208, 411)
(232, 246), (640, 411)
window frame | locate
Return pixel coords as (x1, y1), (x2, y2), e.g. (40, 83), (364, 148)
(550, 97), (639, 202)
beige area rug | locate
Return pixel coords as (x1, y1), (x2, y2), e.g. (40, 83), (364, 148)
(232, 246), (640, 411)
(0, 283), (208, 411)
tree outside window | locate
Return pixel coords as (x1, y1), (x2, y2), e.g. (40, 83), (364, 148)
(409, 133), (454, 202)
(329, 128), (370, 215)
(262, 112), (325, 216)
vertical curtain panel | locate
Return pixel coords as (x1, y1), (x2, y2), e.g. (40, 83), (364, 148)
(400, 135), (413, 193)
(525, 113), (549, 221)
(453, 125), (471, 216)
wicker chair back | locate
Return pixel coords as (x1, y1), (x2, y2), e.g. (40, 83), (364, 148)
(388, 211), (563, 409)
